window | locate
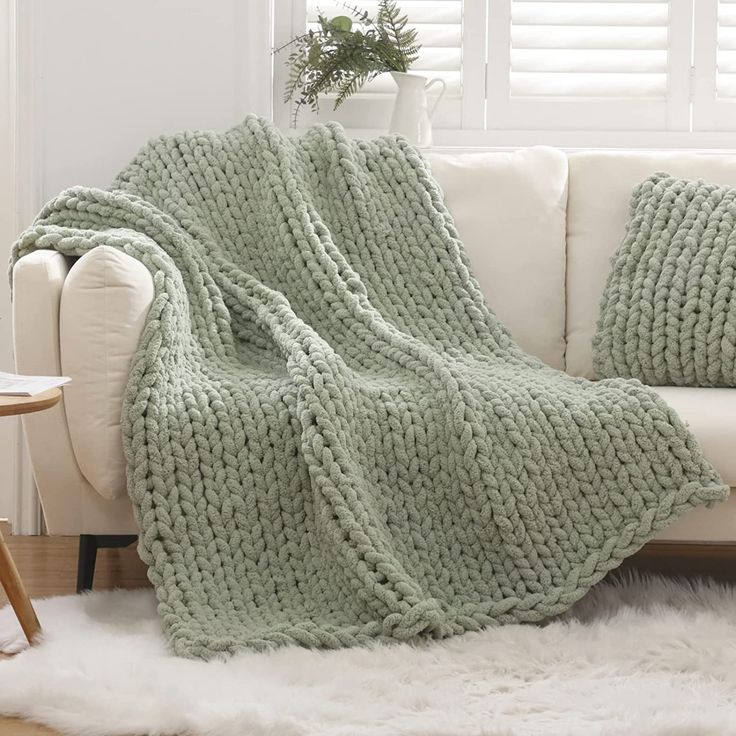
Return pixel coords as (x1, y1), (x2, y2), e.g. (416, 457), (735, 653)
(694, 0), (736, 130)
(273, 0), (736, 146)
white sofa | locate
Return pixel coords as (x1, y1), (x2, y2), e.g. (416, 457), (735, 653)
(11, 147), (736, 579)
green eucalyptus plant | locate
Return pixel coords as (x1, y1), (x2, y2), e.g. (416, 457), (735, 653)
(278, 1), (421, 125)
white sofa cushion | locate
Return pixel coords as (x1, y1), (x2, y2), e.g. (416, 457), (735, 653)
(650, 386), (736, 487)
(651, 386), (736, 542)
(60, 246), (154, 500)
(656, 494), (736, 542)
(427, 147), (568, 370)
(566, 150), (736, 378)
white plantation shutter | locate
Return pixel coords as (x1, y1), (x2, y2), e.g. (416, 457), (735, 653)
(693, 0), (736, 130)
(509, 1), (669, 97)
(273, 0), (487, 130)
(717, 0), (736, 98)
(487, 0), (693, 131)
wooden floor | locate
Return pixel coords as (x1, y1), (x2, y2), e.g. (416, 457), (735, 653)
(0, 529), (734, 735)
(0, 523), (149, 735)
(0, 524), (150, 605)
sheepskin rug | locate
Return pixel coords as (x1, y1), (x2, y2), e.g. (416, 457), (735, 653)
(0, 572), (735, 736)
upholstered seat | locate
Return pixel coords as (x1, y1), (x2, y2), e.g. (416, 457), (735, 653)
(649, 387), (736, 488)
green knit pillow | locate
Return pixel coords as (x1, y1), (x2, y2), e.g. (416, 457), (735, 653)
(593, 173), (736, 387)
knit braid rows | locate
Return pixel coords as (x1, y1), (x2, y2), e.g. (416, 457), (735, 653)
(594, 173), (736, 386)
(10, 119), (728, 658)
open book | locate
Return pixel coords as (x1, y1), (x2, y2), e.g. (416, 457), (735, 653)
(0, 371), (71, 397)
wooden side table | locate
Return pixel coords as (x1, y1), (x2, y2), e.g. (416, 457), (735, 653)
(0, 387), (62, 644)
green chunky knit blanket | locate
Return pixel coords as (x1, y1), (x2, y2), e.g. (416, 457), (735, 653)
(11, 118), (728, 658)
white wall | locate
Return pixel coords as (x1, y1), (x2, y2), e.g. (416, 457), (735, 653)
(0, 0), (17, 525)
(0, 0), (273, 530)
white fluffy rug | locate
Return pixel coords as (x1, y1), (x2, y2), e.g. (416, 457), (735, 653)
(1, 573), (736, 736)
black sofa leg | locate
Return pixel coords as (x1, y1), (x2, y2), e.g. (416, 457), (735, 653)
(76, 535), (97, 593)
(76, 534), (137, 593)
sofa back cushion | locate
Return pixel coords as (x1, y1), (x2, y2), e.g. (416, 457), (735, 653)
(427, 147), (568, 370)
(567, 151), (736, 378)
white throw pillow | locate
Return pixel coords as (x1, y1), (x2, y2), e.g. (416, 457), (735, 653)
(60, 246), (154, 500)
(427, 147), (568, 370)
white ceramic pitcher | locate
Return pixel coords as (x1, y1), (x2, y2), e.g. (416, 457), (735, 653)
(388, 71), (446, 148)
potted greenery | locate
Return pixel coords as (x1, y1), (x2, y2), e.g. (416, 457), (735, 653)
(278, 1), (445, 146)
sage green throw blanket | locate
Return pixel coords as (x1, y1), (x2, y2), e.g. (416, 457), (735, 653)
(11, 118), (728, 658)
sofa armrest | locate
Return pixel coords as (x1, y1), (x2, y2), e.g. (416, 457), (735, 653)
(12, 250), (87, 532)
(13, 250), (71, 376)
(60, 246), (154, 501)
(11, 249), (148, 536)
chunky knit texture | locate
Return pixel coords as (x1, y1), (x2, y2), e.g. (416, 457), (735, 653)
(594, 173), (736, 386)
(10, 120), (729, 658)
